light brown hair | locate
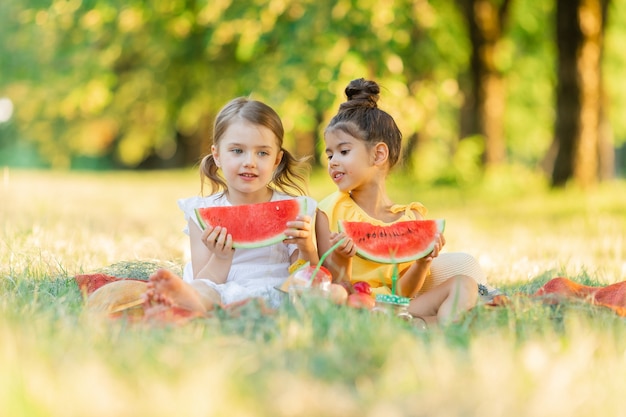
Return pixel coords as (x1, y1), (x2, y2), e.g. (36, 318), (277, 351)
(199, 97), (309, 196)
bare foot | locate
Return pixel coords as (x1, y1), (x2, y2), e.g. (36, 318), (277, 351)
(143, 303), (206, 325)
(144, 269), (207, 313)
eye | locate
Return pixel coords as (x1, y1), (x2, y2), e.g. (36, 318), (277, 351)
(340, 149), (349, 155)
(258, 151), (270, 157)
(231, 148), (243, 154)
(326, 153), (333, 160)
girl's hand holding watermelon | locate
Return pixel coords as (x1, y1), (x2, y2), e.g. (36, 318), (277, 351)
(416, 232), (445, 263)
(200, 225), (234, 261)
(319, 231), (357, 283)
(284, 214), (318, 265)
(329, 232), (357, 259)
(399, 232), (446, 298)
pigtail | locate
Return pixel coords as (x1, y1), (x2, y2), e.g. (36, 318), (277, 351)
(199, 153), (227, 195)
(271, 149), (310, 196)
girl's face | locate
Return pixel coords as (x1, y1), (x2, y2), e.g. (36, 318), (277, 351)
(324, 128), (376, 193)
(212, 120), (283, 203)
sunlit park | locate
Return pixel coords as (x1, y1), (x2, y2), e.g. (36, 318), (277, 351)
(2, 0), (626, 416)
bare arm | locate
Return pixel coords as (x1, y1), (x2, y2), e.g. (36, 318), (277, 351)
(315, 209), (355, 283)
(188, 220), (234, 284)
(398, 232), (445, 297)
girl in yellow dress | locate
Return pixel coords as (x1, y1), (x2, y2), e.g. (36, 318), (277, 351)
(316, 78), (490, 327)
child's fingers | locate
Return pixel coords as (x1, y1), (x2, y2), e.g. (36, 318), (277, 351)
(284, 228), (310, 240)
(203, 226), (231, 251)
(295, 214), (312, 224)
(286, 217), (311, 231)
(330, 232), (347, 244)
(215, 227), (228, 244)
(211, 229), (234, 256)
(223, 233), (233, 251)
(337, 237), (356, 257)
(201, 225), (216, 241)
(210, 227), (226, 245)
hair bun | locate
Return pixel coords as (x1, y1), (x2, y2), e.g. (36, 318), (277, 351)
(342, 78), (380, 109)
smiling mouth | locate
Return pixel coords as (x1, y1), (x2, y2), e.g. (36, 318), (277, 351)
(240, 173), (257, 178)
(332, 172), (344, 181)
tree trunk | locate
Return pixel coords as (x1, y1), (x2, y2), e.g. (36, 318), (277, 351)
(597, 0), (614, 181)
(457, 0), (511, 166)
(551, 0), (611, 187)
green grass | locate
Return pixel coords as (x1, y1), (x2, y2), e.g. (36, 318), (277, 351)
(1, 168), (625, 416)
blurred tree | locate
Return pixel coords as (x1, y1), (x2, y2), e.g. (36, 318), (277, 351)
(550, 0), (611, 187)
(456, 0), (512, 167)
(1, 0), (473, 172)
(1, 0), (624, 183)
(504, 1), (555, 171)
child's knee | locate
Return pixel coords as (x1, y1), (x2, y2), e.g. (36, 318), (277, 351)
(450, 275), (479, 302)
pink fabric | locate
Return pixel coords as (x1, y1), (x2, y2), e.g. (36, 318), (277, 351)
(75, 273), (144, 295)
(534, 276), (626, 317)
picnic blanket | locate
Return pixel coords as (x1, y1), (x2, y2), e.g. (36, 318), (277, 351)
(75, 273), (626, 319)
(531, 276), (626, 317)
(75, 272), (274, 322)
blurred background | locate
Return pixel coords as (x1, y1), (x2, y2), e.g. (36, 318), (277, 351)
(1, 0), (625, 188)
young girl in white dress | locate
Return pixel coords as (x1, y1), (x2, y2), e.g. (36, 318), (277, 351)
(145, 97), (318, 313)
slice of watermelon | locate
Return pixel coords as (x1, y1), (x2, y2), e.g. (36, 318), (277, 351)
(339, 219), (445, 264)
(194, 196), (313, 249)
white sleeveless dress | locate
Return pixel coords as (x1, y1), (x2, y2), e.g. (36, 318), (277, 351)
(177, 192), (316, 307)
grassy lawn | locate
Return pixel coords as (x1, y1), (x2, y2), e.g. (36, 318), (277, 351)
(1, 168), (625, 416)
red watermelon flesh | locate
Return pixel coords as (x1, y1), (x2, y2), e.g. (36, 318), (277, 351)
(195, 196), (313, 249)
(339, 219), (445, 264)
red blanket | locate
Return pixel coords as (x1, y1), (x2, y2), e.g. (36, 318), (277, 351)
(75, 272), (275, 322)
(532, 276), (626, 317)
(75, 274), (626, 319)
(75, 273), (145, 295)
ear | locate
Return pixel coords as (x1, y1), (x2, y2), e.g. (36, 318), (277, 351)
(211, 145), (220, 167)
(274, 149), (284, 169)
(372, 142), (389, 166)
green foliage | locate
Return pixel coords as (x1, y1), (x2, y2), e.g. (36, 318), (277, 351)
(605, 0), (626, 145)
(97, 260), (183, 280)
(504, 0), (556, 166)
(8, 0), (625, 180)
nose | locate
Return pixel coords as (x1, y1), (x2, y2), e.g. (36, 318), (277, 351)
(243, 153), (256, 168)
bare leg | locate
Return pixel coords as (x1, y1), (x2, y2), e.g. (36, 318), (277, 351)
(142, 302), (206, 324)
(408, 275), (478, 326)
(189, 280), (222, 310)
(144, 269), (215, 313)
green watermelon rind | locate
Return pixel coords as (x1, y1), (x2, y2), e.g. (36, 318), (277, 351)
(194, 196), (311, 249)
(339, 219), (446, 264)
